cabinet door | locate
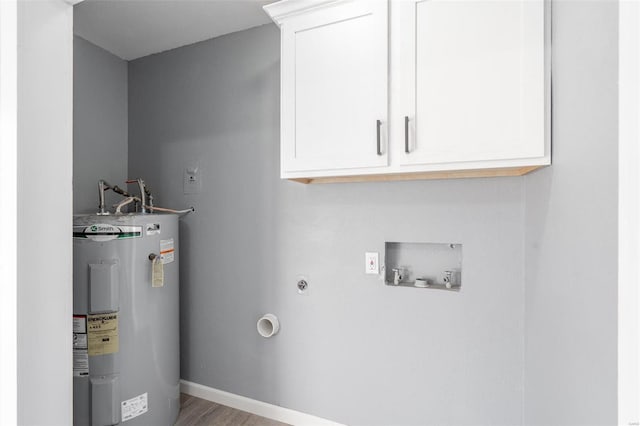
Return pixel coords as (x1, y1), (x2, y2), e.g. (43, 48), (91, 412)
(281, 1), (388, 175)
(396, 0), (546, 166)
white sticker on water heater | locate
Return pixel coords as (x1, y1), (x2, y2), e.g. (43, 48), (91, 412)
(73, 350), (89, 377)
(73, 333), (87, 349)
(121, 392), (148, 422)
(73, 315), (86, 333)
(145, 223), (161, 236)
(160, 238), (174, 264)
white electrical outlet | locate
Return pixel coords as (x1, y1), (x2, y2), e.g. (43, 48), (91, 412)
(183, 163), (202, 194)
(365, 252), (379, 274)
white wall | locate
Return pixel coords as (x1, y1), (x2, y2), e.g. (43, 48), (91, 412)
(128, 24), (526, 425)
(0, 1), (18, 424)
(523, 2), (618, 424)
(17, 1), (73, 424)
(618, 2), (640, 423)
(73, 36), (128, 214)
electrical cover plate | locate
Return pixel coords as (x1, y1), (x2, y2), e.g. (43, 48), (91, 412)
(183, 163), (202, 194)
(365, 252), (379, 274)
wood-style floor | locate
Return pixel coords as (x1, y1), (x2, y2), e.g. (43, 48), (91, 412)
(175, 394), (290, 426)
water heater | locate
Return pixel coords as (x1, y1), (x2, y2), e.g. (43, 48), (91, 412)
(73, 213), (180, 426)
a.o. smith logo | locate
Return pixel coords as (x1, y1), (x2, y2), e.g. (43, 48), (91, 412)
(89, 224), (118, 233)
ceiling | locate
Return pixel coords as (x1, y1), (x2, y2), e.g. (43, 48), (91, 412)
(74, 0), (274, 61)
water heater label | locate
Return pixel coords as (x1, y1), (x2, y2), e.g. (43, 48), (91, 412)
(160, 238), (175, 264)
(145, 223), (161, 236)
(87, 313), (119, 356)
(73, 333), (87, 349)
(73, 315), (86, 333)
(73, 224), (142, 242)
(121, 392), (148, 422)
(73, 350), (89, 377)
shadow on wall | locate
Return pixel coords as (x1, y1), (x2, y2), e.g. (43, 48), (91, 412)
(524, 166), (553, 289)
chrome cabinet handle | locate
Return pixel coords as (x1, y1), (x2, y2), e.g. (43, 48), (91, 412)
(404, 116), (410, 153)
(376, 119), (382, 156)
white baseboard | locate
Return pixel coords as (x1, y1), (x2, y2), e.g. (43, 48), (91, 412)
(180, 380), (346, 426)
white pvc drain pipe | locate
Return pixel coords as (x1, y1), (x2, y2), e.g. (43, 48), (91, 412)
(257, 314), (279, 338)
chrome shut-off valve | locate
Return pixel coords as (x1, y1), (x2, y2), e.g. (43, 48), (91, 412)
(443, 270), (460, 289)
(391, 268), (403, 285)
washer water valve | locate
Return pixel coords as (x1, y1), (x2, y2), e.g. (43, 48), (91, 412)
(391, 268), (403, 285)
(443, 270), (460, 289)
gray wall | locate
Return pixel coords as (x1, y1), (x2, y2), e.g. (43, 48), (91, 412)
(18, 1), (74, 424)
(129, 24), (526, 425)
(523, 2), (618, 425)
(73, 36), (128, 214)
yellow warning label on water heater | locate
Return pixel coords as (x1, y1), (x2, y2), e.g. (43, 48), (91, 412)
(87, 313), (119, 356)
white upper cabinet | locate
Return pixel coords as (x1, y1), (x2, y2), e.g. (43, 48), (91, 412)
(267, 0), (389, 175)
(265, 0), (550, 183)
(395, 0), (546, 166)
